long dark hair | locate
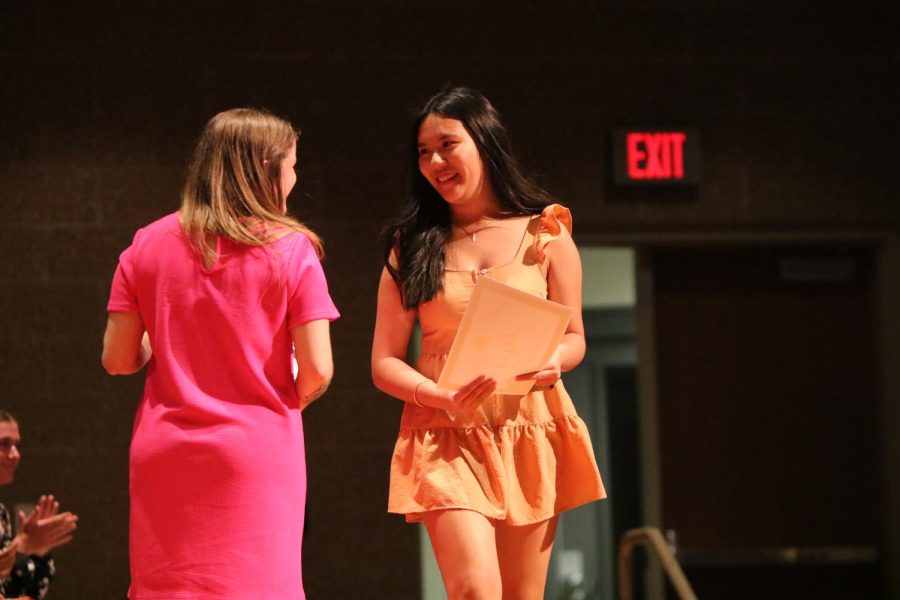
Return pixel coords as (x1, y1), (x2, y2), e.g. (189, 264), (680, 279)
(384, 86), (553, 309)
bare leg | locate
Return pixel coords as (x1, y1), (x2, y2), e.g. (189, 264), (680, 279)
(421, 510), (502, 600)
(495, 516), (559, 600)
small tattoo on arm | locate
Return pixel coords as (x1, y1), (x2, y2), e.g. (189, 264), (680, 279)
(301, 382), (329, 407)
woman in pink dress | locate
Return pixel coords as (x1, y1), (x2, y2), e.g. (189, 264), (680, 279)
(102, 108), (339, 600)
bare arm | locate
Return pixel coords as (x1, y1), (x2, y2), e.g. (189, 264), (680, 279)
(291, 319), (334, 411)
(518, 227), (586, 388)
(102, 311), (151, 375)
(371, 266), (420, 399)
(545, 226), (586, 371)
(371, 266), (495, 412)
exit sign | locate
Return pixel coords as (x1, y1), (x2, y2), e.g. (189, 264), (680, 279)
(612, 128), (701, 185)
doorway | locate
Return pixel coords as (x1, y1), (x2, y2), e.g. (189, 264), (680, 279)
(545, 246), (642, 599)
(420, 241), (885, 599)
(651, 244), (883, 599)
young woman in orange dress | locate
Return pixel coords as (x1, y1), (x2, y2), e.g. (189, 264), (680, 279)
(372, 87), (605, 600)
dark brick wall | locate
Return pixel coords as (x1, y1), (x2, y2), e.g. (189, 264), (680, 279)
(1, 2), (897, 597)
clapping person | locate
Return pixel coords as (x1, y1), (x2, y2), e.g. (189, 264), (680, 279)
(0, 410), (78, 600)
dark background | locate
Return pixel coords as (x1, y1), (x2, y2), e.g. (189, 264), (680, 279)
(1, 2), (898, 598)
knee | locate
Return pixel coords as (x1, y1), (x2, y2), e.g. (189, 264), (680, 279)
(444, 567), (502, 600)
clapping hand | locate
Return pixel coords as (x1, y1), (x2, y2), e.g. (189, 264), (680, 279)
(16, 495), (78, 557)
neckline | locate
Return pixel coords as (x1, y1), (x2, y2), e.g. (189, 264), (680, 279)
(443, 214), (537, 274)
(453, 210), (518, 242)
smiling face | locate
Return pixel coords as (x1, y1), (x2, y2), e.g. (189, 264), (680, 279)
(417, 114), (492, 208)
(0, 420), (21, 486)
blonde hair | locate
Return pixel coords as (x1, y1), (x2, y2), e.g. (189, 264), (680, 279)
(180, 108), (323, 263)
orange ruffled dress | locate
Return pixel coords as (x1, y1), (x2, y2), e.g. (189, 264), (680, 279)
(389, 204), (606, 525)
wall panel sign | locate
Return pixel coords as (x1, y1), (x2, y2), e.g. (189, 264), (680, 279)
(612, 128), (701, 185)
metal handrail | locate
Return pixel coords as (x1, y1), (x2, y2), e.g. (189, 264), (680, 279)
(618, 526), (698, 600)
(676, 544), (879, 567)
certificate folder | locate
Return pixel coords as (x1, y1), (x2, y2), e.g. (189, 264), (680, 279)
(437, 276), (572, 395)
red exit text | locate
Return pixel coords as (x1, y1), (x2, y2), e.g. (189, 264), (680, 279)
(627, 132), (688, 180)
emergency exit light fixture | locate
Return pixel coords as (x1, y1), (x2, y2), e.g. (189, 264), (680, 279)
(612, 128), (701, 185)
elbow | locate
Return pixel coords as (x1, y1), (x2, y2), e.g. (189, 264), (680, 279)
(371, 374), (384, 395)
(102, 354), (126, 375)
(560, 335), (587, 373)
(102, 352), (138, 376)
(310, 369), (334, 395)
(570, 344), (586, 370)
(103, 363), (135, 376)
(296, 361), (333, 394)
(370, 359), (390, 395)
(317, 356), (335, 389)
(319, 364), (334, 390)
(370, 361), (380, 389)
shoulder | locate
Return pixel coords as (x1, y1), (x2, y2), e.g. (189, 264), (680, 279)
(275, 231), (323, 273)
(127, 212), (182, 248)
(532, 204), (574, 264)
(138, 212), (181, 236)
(387, 243), (401, 270)
(537, 204), (572, 236)
(278, 230), (317, 256)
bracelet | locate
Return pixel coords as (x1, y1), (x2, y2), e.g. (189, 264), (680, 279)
(412, 380), (429, 407)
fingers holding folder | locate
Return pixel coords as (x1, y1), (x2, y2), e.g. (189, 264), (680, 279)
(416, 375), (497, 415)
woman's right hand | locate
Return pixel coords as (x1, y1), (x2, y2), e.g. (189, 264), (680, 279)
(416, 376), (496, 414)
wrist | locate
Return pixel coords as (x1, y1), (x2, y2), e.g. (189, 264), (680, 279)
(413, 379), (449, 410)
(411, 379), (431, 407)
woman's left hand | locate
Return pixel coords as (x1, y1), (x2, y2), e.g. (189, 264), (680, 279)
(517, 348), (563, 392)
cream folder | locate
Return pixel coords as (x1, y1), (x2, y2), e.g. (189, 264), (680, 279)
(437, 276), (572, 395)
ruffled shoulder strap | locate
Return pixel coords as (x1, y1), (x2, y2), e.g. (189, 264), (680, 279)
(531, 204), (572, 264)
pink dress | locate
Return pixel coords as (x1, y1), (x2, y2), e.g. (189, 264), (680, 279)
(108, 213), (339, 600)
